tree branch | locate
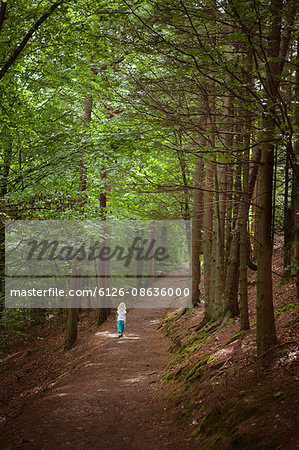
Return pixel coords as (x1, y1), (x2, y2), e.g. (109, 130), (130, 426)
(0, 0), (64, 81)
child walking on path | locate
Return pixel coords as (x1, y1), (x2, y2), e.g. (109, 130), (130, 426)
(117, 302), (126, 338)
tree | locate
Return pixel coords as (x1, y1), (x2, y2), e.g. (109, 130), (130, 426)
(256, 0), (295, 355)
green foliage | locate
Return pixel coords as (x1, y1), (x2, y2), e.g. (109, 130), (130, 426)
(0, 0), (296, 352)
(274, 302), (299, 318)
(0, 309), (54, 353)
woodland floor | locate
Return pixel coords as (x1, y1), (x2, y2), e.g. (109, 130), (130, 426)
(0, 246), (298, 449)
(0, 308), (194, 449)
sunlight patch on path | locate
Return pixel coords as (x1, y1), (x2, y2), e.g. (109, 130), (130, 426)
(119, 334), (141, 341)
(123, 375), (147, 383)
(95, 331), (116, 338)
(94, 331), (141, 340)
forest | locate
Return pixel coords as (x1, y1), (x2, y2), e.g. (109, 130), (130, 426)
(0, 0), (298, 448)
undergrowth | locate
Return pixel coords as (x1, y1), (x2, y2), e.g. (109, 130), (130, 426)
(161, 310), (219, 386)
(161, 300), (298, 449)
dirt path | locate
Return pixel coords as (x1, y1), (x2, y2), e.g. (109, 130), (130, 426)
(0, 309), (193, 450)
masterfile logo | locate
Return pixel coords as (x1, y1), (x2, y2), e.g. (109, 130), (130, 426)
(5, 220), (191, 309)
(25, 237), (169, 266)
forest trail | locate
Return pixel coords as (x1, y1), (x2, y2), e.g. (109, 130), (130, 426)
(0, 309), (193, 450)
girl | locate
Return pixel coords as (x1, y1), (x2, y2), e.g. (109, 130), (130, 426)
(117, 302), (126, 338)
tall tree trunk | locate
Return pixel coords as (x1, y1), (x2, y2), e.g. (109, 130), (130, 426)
(0, 222), (5, 317)
(256, 118), (277, 354)
(214, 161), (224, 319)
(99, 170), (108, 218)
(239, 50), (252, 331)
(79, 93), (92, 193)
(205, 80), (221, 320)
(256, 0), (286, 355)
(0, 132), (12, 316)
(283, 140), (292, 279)
(239, 119), (250, 330)
(97, 239), (109, 326)
(209, 222), (217, 317)
(203, 159), (214, 321)
(79, 64), (97, 194)
(64, 267), (79, 350)
(97, 171), (110, 326)
(294, 38), (299, 298)
(65, 64), (97, 346)
(0, 133), (12, 198)
(224, 164), (233, 272)
(191, 150), (204, 305)
(223, 136), (262, 318)
(223, 151), (241, 318)
(176, 134), (191, 256)
(220, 92), (232, 270)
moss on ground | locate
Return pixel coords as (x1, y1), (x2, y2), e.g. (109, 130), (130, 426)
(191, 396), (277, 449)
(162, 320), (219, 384)
(193, 395), (277, 450)
(193, 397), (249, 437)
(184, 354), (216, 385)
(226, 329), (246, 344)
(180, 398), (195, 422)
(274, 302), (299, 317)
(161, 301), (298, 449)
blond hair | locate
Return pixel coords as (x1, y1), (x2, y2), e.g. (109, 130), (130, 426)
(117, 302), (126, 311)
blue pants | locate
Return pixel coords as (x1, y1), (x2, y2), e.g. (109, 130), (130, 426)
(117, 320), (125, 334)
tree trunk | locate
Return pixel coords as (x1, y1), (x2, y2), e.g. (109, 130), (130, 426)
(97, 305), (108, 326)
(223, 155), (241, 318)
(0, 222), (5, 317)
(79, 64), (97, 194)
(294, 38), (299, 298)
(239, 115), (251, 330)
(64, 269), (79, 350)
(256, 116), (277, 354)
(176, 134), (191, 256)
(214, 161), (224, 319)
(0, 133), (12, 197)
(239, 51), (252, 330)
(66, 64), (97, 343)
(137, 228), (145, 288)
(97, 186), (111, 326)
(224, 164), (233, 272)
(146, 222), (156, 287)
(64, 307), (78, 350)
(283, 141), (292, 279)
(0, 132), (12, 316)
(256, 0), (285, 355)
(79, 93), (93, 193)
(220, 92), (232, 270)
(203, 159), (214, 321)
(97, 239), (109, 326)
(223, 129), (262, 318)
(191, 152), (204, 305)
